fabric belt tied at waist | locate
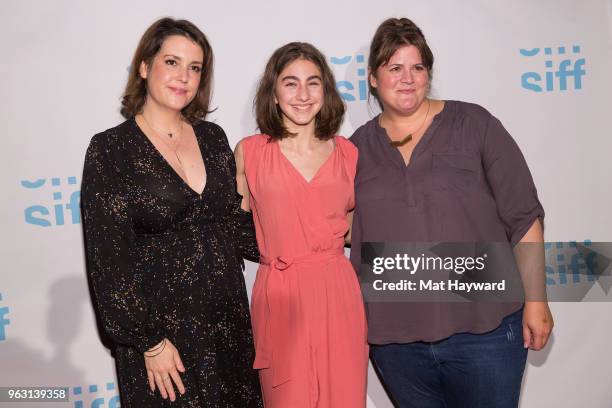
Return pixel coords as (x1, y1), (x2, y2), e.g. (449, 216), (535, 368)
(253, 247), (345, 387)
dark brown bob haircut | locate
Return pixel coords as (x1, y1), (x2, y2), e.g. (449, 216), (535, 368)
(369, 18), (434, 109)
(121, 17), (213, 124)
(255, 42), (345, 141)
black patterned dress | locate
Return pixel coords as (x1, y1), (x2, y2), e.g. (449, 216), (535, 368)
(81, 118), (262, 407)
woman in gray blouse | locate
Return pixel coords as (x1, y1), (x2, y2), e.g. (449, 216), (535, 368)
(349, 18), (553, 407)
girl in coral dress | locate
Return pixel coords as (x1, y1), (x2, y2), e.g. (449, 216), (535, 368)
(235, 42), (368, 407)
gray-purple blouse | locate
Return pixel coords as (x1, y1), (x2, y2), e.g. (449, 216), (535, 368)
(349, 100), (544, 344)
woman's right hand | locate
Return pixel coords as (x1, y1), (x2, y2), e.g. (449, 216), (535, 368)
(144, 338), (186, 401)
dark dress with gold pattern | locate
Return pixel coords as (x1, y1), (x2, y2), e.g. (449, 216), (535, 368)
(81, 118), (262, 407)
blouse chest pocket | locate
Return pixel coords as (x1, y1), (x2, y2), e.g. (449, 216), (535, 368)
(431, 153), (481, 191)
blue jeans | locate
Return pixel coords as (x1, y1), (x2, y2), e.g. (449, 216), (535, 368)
(370, 309), (527, 408)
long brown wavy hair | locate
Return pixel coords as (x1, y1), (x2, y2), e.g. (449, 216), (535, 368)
(120, 18), (214, 123)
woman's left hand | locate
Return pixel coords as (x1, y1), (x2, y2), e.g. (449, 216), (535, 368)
(522, 301), (554, 350)
(144, 338), (186, 401)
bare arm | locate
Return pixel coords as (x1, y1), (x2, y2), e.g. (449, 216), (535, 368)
(516, 219), (554, 350)
(234, 140), (251, 212)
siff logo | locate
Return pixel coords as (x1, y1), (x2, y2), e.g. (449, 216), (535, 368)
(545, 241), (596, 285)
(0, 293), (9, 341)
(330, 54), (368, 102)
(72, 382), (119, 408)
(520, 45), (586, 92)
(22, 176), (80, 227)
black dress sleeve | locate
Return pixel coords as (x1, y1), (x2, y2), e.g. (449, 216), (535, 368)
(227, 144), (259, 264)
(230, 193), (260, 264)
(81, 134), (165, 353)
(207, 122), (260, 265)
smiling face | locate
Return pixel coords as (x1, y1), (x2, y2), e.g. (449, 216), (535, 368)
(139, 34), (204, 113)
(370, 44), (429, 115)
(274, 58), (324, 132)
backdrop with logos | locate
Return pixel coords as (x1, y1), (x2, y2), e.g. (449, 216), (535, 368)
(2, 1), (611, 407)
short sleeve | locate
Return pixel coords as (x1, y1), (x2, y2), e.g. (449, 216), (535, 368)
(482, 115), (545, 245)
(81, 134), (165, 353)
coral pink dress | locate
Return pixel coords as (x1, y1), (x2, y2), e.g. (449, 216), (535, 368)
(242, 134), (368, 408)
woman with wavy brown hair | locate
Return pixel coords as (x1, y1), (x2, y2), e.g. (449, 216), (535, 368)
(81, 18), (262, 407)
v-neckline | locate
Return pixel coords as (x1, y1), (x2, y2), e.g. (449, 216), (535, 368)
(378, 100), (449, 168)
(277, 137), (337, 185)
(132, 118), (207, 197)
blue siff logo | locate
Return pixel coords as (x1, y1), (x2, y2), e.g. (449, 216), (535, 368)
(520, 45), (586, 92)
(72, 382), (119, 408)
(0, 293), (9, 341)
(545, 241), (595, 285)
(22, 176), (80, 227)
(330, 54), (368, 102)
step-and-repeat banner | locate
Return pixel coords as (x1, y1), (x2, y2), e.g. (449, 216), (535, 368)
(2, 1), (611, 407)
